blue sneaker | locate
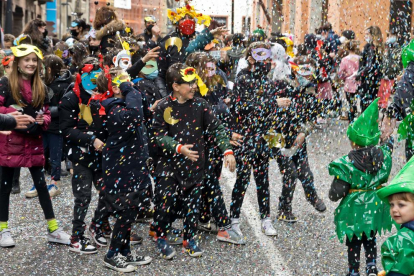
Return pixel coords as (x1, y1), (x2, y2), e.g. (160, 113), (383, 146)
(183, 239), (203, 257)
(157, 238), (176, 260)
(25, 185), (38, 198)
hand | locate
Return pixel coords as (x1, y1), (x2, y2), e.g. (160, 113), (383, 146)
(142, 46), (160, 63)
(293, 133), (306, 148)
(151, 25), (161, 40)
(378, 271), (386, 276)
(0, 131), (11, 135)
(8, 111), (35, 129)
(380, 116), (395, 142)
(35, 114), (44, 125)
(224, 154), (236, 172)
(150, 100), (161, 112)
(230, 132), (243, 147)
(180, 144), (199, 162)
(93, 138), (104, 151)
(210, 26), (229, 39)
(277, 98), (291, 107)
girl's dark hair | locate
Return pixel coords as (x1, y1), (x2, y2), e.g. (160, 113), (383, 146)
(22, 19), (46, 45)
(71, 42), (88, 69)
(43, 55), (65, 85)
(102, 47), (121, 67)
(166, 63), (187, 92)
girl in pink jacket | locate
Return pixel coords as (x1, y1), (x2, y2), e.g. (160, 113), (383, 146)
(338, 40), (360, 122)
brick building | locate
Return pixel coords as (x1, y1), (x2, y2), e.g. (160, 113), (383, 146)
(88, 0), (170, 37)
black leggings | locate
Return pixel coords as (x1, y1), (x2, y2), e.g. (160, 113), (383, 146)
(0, 166), (55, 221)
(154, 177), (202, 241)
(275, 142), (318, 213)
(109, 208), (136, 255)
(231, 141), (270, 219)
(346, 231), (377, 273)
(200, 158), (230, 230)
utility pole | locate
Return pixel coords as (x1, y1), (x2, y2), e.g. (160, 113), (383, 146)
(5, 0), (13, 34)
(231, 0), (234, 34)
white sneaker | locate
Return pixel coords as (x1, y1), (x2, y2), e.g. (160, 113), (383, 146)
(0, 229), (15, 247)
(25, 185), (38, 198)
(47, 183), (61, 198)
(48, 227), (70, 245)
(262, 218), (277, 236)
(231, 222), (244, 238)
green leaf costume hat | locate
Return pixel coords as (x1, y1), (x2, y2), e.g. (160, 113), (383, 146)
(378, 156), (414, 200)
(347, 98), (380, 147)
(402, 39), (414, 69)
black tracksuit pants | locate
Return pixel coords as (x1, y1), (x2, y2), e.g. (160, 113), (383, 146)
(275, 142), (318, 213)
(154, 177), (202, 241)
(71, 163), (110, 238)
(231, 140), (270, 219)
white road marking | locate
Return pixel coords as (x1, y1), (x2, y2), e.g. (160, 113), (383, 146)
(221, 168), (292, 275)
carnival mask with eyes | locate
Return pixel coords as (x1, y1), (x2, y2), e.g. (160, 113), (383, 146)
(141, 60), (158, 80)
(251, 47), (272, 61)
(205, 62), (216, 77)
(113, 50), (132, 70)
(112, 71), (131, 87)
(81, 69), (102, 94)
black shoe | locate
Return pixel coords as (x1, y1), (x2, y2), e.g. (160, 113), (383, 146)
(313, 198), (327, 213)
(88, 224), (108, 247)
(278, 211), (298, 223)
(69, 236), (98, 254)
(125, 251), (152, 265)
(130, 233), (143, 245)
(366, 262), (378, 276)
(11, 181), (20, 194)
(104, 253), (136, 273)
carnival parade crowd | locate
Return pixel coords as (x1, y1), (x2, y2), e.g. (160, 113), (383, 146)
(0, 1), (414, 275)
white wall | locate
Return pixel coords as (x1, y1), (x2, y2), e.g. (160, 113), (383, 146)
(191, 0), (254, 34)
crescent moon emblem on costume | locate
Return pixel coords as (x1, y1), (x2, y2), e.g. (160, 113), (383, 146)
(165, 37), (183, 53)
(164, 107), (180, 125)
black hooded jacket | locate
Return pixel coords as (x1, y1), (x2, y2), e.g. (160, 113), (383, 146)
(47, 70), (72, 134)
(101, 82), (151, 192)
(59, 83), (106, 170)
(388, 62), (414, 120)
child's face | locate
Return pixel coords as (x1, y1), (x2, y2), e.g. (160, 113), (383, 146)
(389, 198), (414, 224)
(173, 80), (197, 102)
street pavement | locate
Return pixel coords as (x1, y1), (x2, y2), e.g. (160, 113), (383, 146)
(0, 119), (406, 276)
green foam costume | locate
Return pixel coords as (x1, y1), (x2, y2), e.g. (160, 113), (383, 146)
(377, 157), (414, 275)
(328, 98), (394, 243)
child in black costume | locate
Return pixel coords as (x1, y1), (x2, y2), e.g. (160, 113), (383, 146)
(152, 63), (236, 259)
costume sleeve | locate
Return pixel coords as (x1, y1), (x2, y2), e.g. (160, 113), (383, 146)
(118, 82), (145, 126)
(152, 102), (179, 154)
(382, 233), (414, 275)
(202, 100), (232, 153)
(328, 157), (353, 184)
(0, 77), (17, 114)
(185, 28), (214, 56)
(127, 59), (146, 80)
(329, 178), (350, 202)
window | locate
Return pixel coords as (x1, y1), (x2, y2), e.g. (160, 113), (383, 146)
(211, 16), (228, 27)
